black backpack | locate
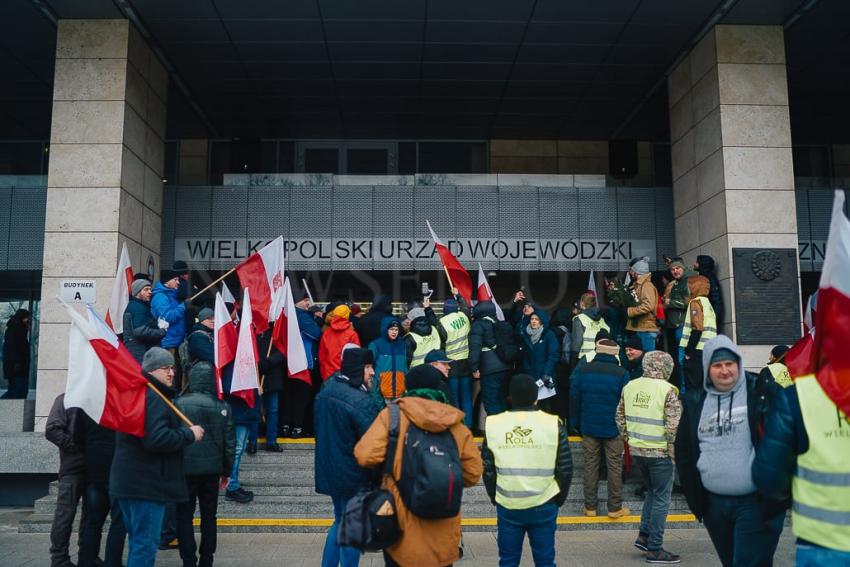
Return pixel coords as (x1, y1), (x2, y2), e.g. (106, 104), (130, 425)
(486, 317), (521, 363)
(337, 404), (402, 552)
(396, 405), (464, 519)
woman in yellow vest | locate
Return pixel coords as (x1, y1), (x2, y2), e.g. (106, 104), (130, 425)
(758, 345), (793, 388)
(680, 276), (717, 394)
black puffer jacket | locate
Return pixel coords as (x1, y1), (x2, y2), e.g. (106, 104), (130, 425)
(81, 414), (116, 484)
(257, 330), (286, 393)
(122, 297), (166, 364)
(696, 255), (724, 330)
(481, 408), (573, 507)
(110, 374), (195, 503)
(356, 294), (394, 348)
(468, 301), (510, 375)
(176, 362), (236, 476)
(403, 307), (445, 366)
(45, 394), (85, 476)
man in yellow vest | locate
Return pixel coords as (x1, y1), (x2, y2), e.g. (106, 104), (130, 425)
(758, 345), (793, 388)
(482, 374), (573, 567)
(754, 373), (850, 563)
(570, 292), (610, 365)
(616, 351), (682, 564)
(404, 296), (445, 369)
(679, 275), (717, 395)
(440, 293), (473, 427)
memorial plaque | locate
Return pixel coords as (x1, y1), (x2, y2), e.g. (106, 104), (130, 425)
(733, 248), (802, 345)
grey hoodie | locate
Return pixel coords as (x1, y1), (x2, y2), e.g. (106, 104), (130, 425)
(695, 336), (756, 496)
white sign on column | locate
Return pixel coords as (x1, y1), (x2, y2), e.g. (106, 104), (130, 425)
(59, 280), (97, 303)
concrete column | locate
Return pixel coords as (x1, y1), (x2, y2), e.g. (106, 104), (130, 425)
(35, 20), (167, 429)
(668, 25), (798, 366)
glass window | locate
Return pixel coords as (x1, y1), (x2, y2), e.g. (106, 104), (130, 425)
(304, 148), (339, 174)
(347, 148), (388, 175)
(418, 142), (487, 174)
(0, 142), (46, 175)
(399, 142), (416, 174)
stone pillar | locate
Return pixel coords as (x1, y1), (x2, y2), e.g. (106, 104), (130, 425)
(668, 25), (799, 366)
(35, 20), (167, 429)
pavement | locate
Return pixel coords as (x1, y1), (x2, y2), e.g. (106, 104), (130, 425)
(0, 507), (797, 567)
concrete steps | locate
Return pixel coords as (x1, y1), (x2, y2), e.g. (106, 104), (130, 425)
(22, 439), (699, 533)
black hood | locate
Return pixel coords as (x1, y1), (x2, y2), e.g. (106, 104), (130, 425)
(696, 255), (716, 274)
(472, 300), (497, 319)
(371, 293), (392, 313)
(339, 347), (374, 389)
(188, 361), (216, 395)
(410, 316), (433, 336)
(551, 308), (573, 327)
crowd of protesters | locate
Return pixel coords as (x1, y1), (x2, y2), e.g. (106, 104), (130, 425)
(40, 254), (849, 567)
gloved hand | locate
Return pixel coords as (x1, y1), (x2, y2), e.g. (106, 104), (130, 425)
(157, 318), (170, 330)
(543, 375), (555, 390)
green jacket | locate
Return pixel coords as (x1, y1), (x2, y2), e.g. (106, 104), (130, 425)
(664, 277), (690, 329)
(176, 362), (236, 476)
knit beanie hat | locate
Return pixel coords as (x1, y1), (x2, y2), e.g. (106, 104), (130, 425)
(594, 329), (612, 342)
(131, 279), (151, 297)
(710, 348), (739, 365)
(625, 335), (644, 351)
(339, 346), (374, 388)
(595, 339), (620, 356)
(172, 260), (189, 274)
(405, 365), (445, 391)
(669, 257), (685, 270)
(632, 257), (650, 275)
(198, 307), (215, 322)
(407, 307), (426, 322)
(160, 269), (178, 283)
(142, 347), (175, 372)
(350, 304), (362, 316)
(332, 304), (351, 320)
(510, 374), (538, 407)
(642, 351), (674, 380)
(443, 298), (458, 314)
(770, 345), (789, 360)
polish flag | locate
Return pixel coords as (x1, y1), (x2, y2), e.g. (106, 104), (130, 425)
(587, 270), (598, 296)
(476, 263), (505, 321)
(810, 190), (850, 415)
(426, 220), (472, 304)
(235, 236), (285, 333)
(230, 288), (259, 407)
(105, 242), (133, 333)
(221, 281), (239, 322)
(272, 278), (311, 384)
(214, 292), (237, 399)
(62, 301), (147, 437)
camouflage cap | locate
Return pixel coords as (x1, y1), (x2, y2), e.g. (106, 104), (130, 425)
(642, 350), (674, 381)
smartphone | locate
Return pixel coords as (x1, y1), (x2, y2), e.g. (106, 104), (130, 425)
(421, 282), (433, 299)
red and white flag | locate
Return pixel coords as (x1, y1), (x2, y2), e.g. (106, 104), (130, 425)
(587, 270), (598, 297)
(62, 301), (147, 437)
(214, 292), (237, 399)
(221, 281), (239, 322)
(272, 278), (311, 385)
(476, 263), (505, 321)
(230, 288), (259, 407)
(105, 242), (133, 333)
(235, 236), (285, 333)
(426, 220), (473, 304)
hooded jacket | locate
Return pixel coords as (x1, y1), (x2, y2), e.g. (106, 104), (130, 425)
(468, 301), (510, 375)
(354, 396), (483, 567)
(369, 316), (408, 399)
(318, 315), (360, 380)
(403, 307), (445, 366)
(295, 306), (322, 368)
(675, 335), (782, 520)
(570, 353), (629, 438)
(570, 306), (606, 363)
(176, 362), (236, 476)
(121, 296), (166, 363)
(696, 255), (724, 329)
(45, 394), (85, 477)
(520, 311), (560, 381)
(356, 294), (394, 348)
(683, 275), (714, 356)
(150, 281), (186, 348)
(626, 272), (659, 333)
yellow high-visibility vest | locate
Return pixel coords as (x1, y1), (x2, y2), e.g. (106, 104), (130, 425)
(767, 363), (793, 388)
(576, 313), (610, 360)
(792, 375), (850, 551)
(679, 296), (717, 351)
(409, 327), (441, 368)
(622, 378), (676, 449)
(485, 411), (561, 510)
(440, 312), (470, 360)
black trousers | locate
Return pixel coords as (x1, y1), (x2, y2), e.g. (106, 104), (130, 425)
(49, 472), (86, 567)
(176, 475), (220, 567)
(281, 377), (312, 430)
(78, 482), (126, 567)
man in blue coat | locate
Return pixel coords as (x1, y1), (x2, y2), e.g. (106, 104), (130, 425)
(570, 338), (631, 518)
(150, 269), (187, 353)
(314, 347), (379, 567)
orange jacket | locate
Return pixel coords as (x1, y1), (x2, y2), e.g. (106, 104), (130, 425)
(318, 316), (360, 380)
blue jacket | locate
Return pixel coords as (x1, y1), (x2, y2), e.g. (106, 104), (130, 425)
(150, 282), (186, 348)
(369, 316), (407, 400)
(569, 353), (629, 438)
(519, 319), (559, 380)
(296, 307), (322, 369)
(314, 375), (380, 498)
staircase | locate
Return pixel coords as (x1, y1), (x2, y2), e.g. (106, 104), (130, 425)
(19, 438), (698, 533)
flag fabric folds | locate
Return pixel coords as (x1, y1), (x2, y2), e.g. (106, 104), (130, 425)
(62, 301), (147, 437)
(426, 220), (473, 304)
(230, 288), (259, 408)
(235, 236), (285, 333)
(272, 278), (311, 384)
(476, 263), (505, 321)
(587, 270), (598, 296)
(105, 242), (133, 333)
(214, 292), (237, 398)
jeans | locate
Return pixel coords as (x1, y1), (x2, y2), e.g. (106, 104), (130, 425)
(177, 475), (220, 567)
(702, 492), (785, 567)
(635, 331), (658, 353)
(50, 472), (86, 566)
(321, 496), (360, 567)
(632, 456), (674, 552)
(496, 501), (558, 567)
(227, 425), (249, 491)
(796, 544), (850, 566)
(79, 482), (126, 567)
(160, 502), (177, 545)
(0, 375), (28, 398)
(674, 327), (685, 390)
(264, 391), (280, 445)
(448, 376), (473, 427)
(481, 371), (508, 418)
(119, 499), (166, 567)
(581, 436), (624, 512)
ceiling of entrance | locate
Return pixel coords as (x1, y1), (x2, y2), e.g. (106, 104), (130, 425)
(2, 0), (850, 141)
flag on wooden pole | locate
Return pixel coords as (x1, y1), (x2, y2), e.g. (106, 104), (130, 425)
(426, 220), (472, 304)
(235, 236), (285, 333)
(272, 278), (311, 384)
(105, 242), (133, 333)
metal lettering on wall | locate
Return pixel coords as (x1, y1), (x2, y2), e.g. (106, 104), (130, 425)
(733, 248), (802, 345)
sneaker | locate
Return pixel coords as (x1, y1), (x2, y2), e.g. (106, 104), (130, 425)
(158, 538), (179, 550)
(265, 443), (283, 452)
(645, 549), (681, 564)
(291, 427), (303, 439)
(607, 506), (631, 519)
(246, 442), (257, 455)
(583, 507), (597, 517)
(634, 533), (649, 552)
(225, 489), (252, 503)
(236, 487), (254, 498)
(280, 425), (291, 438)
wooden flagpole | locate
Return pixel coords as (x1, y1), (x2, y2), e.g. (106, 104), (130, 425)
(442, 265), (455, 291)
(146, 382), (194, 427)
(190, 267), (236, 302)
